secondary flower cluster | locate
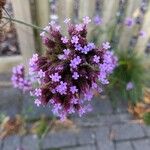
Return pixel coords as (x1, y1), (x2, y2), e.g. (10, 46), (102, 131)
(12, 17), (117, 120)
(11, 64), (31, 92)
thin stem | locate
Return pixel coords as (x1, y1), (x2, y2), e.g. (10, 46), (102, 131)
(1, 20), (10, 28)
(3, 8), (12, 19)
(2, 16), (45, 32)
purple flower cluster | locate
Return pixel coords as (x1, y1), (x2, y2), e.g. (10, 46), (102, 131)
(12, 17), (117, 120)
(98, 51), (118, 84)
(139, 30), (146, 38)
(126, 82), (134, 90)
(93, 15), (103, 25)
(11, 65), (31, 92)
(124, 17), (134, 27)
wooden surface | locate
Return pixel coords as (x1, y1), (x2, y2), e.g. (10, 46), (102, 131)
(2, 0), (149, 73)
(11, 0), (35, 70)
(135, 2), (150, 55)
(57, 0), (74, 34)
(118, 0), (141, 50)
(0, 56), (23, 73)
(99, 0), (120, 43)
(35, 0), (50, 53)
(79, 0), (96, 39)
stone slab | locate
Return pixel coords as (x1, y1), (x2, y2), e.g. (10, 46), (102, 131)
(0, 87), (22, 117)
(132, 139), (150, 150)
(3, 135), (21, 150)
(22, 94), (53, 120)
(76, 128), (95, 145)
(96, 127), (115, 150)
(42, 131), (77, 149)
(112, 123), (145, 141)
(22, 135), (39, 150)
(116, 141), (133, 150)
(62, 145), (96, 150)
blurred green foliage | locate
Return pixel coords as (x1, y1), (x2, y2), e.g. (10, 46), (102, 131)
(143, 112), (150, 125)
(107, 49), (149, 104)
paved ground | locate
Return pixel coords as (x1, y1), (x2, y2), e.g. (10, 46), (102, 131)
(0, 74), (150, 150)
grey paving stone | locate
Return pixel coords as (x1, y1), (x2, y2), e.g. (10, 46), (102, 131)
(113, 98), (128, 113)
(132, 139), (150, 150)
(0, 140), (3, 150)
(98, 113), (132, 125)
(72, 116), (100, 127)
(96, 127), (110, 140)
(71, 96), (113, 118)
(0, 87), (22, 116)
(3, 135), (21, 150)
(111, 123), (145, 141)
(22, 94), (53, 120)
(76, 128), (95, 145)
(73, 113), (132, 127)
(90, 97), (113, 115)
(61, 145), (96, 150)
(98, 141), (114, 150)
(22, 135), (39, 150)
(0, 73), (11, 82)
(96, 127), (115, 150)
(142, 125), (150, 137)
(42, 131), (77, 149)
(116, 142), (133, 150)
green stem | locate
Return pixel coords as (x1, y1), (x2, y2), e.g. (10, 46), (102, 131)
(2, 16), (45, 32)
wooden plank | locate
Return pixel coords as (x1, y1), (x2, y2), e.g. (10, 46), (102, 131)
(35, 0), (50, 53)
(118, 0), (141, 50)
(35, 0), (50, 28)
(11, 0), (35, 70)
(78, 0), (96, 39)
(78, 0), (96, 19)
(99, 0), (120, 43)
(135, 2), (150, 55)
(0, 56), (23, 73)
(102, 0), (119, 24)
(57, 0), (74, 34)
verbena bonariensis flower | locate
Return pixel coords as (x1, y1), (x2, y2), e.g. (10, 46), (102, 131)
(93, 15), (103, 25)
(12, 17), (117, 120)
(124, 17), (134, 27)
(11, 64), (31, 92)
(126, 82), (134, 90)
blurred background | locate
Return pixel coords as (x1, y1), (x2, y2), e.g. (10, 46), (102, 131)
(0, 0), (150, 150)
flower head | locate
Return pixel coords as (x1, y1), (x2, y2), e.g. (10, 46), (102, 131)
(124, 17), (134, 27)
(56, 81), (67, 95)
(63, 49), (70, 56)
(61, 36), (68, 43)
(12, 16), (117, 120)
(64, 18), (71, 24)
(71, 35), (79, 44)
(50, 73), (61, 82)
(126, 82), (134, 90)
(70, 86), (78, 94)
(34, 99), (41, 107)
(139, 30), (146, 38)
(93, 55), (100, 63)
(83, 16), (91, 24)
(102, 42), (111, 49)
(70, 56), (81, 68)
(11, 64), (31, 92)
(38, 69), (45, 78)
(93, 15), (103, 25)
(72, 72), (79, 80)
(75, 24), (84, 32)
